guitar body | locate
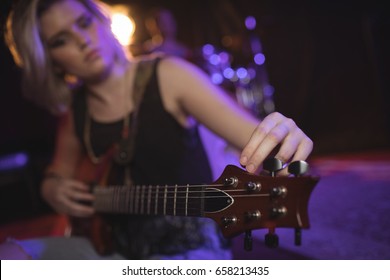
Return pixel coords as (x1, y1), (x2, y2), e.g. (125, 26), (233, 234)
(71, 156), (115, 255)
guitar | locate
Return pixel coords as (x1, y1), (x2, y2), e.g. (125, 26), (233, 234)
(70, 157), (319, 255)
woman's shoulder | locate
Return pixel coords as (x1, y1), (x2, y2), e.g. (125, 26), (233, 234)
(132, 52), (166, 64)
(132, 53), (190, 69)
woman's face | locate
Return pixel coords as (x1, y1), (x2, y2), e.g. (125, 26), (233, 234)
(39, 0), (116, 82)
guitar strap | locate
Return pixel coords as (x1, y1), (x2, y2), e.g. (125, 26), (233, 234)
(127, 55), (160, 185)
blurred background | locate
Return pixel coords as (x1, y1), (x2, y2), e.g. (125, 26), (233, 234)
(0, 0), (389, 259)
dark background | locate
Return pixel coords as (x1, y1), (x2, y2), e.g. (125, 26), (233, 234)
(0, 0), (389, 223)
(1, 0), (389, 157)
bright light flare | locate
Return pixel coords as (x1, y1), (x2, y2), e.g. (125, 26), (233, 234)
(111, 13), (135, 46)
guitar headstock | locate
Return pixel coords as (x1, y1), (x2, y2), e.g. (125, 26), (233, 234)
(204, 160), (319, 249)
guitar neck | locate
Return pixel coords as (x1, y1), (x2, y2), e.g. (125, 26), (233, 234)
(93, 184), (214, 217)
(76, 164), (319, 244)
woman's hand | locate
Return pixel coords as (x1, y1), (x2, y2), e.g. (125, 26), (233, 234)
(239, 112), (313, 174)
(41, 176), (95, 217)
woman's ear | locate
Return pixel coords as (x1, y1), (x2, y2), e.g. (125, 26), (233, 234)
(53, 64), (79, 86)
(64, 73), (79, 85)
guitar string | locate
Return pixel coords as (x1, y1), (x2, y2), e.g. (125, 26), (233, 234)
(94, 190), (272, 213)
(93, 182), (292, 212)
(94, 190), (271, 200)
(94, 188), (273, 196)
(92, 178), (296, 190)
(94, 192), (271, 198)
(92, 184), (283, 191)
(93, 185), (275, 196)
(94, 188), (262, 193)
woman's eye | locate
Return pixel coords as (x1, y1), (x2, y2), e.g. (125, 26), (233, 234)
(79, 15), (93, 29)
(48, 37), (67, 48)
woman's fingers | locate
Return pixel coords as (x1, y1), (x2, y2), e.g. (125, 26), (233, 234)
(49, 179), (95, 217)
(66, 180), (95, 202)
(62, 198), (95, 217)
(240, 112), (283, 171)
(240, 112), (313, 173)
(287, 136), (314, 163)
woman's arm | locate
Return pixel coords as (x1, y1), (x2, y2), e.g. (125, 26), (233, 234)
(158, 56), (313, 173)
(41, 110), (95, 217)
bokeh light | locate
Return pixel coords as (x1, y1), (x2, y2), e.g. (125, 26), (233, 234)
(108, 5), (135, 46)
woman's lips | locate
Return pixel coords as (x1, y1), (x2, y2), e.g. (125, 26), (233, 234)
(85, 49), (101, 62)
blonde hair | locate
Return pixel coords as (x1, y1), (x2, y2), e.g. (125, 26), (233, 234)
(5, 0), (128, 115)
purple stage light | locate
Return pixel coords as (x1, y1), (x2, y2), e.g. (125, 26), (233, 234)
(254, 53), (265, 65)
(223, 68), (235, 79)
(263, 84), (275, 97)
(236, 67), (248, 79)
(211, 73), (223, 85)
(209, 54), (221, 65)
(219, 52), (230, 64)
(202, 44), (215, 56)
(0, 152), (29, 171)
(245, 16), (256, 30)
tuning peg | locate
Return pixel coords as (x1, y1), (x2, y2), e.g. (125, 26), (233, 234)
(265, 228), (279, 248)
(288, 160), (309, 176)
(263, 158), (284, 177)
(265, 233), (279, 248)
(287, 161), (309, 246)
(294, 228), (302, 246)
(244, 230), (253, 251)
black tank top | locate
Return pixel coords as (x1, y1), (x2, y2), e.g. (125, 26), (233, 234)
(72, 57), (227, 259)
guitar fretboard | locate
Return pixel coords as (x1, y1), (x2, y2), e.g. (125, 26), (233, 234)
(93, 185), (207, 217)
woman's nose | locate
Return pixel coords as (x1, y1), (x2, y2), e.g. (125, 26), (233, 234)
(74, 30), (91, 49)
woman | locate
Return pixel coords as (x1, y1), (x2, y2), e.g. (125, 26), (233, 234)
(1, 0), (313, 259)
